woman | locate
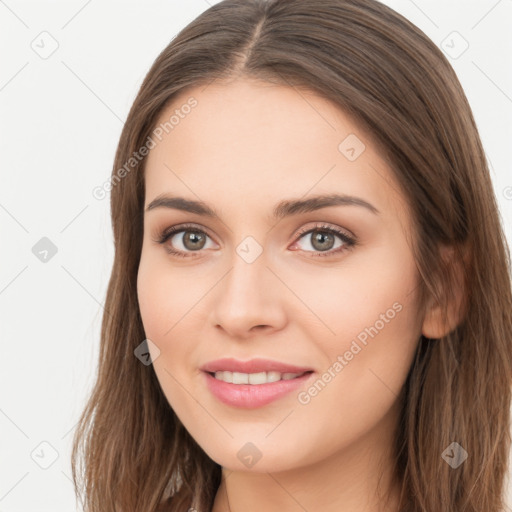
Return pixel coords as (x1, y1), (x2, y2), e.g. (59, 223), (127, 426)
(71, 1), (512, 511)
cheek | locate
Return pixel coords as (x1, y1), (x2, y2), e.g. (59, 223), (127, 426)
(291, 242), (420, 400)
(136, 253), (196, 409)
(299, 308), (419, 455)
(137, 249), (197, 340)
(136, 249), (208, 378)
(286, 237), (421, 354)
(294, 243), (421, 428)
(137, 255), (168, 340)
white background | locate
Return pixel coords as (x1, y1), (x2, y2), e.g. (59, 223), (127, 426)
(0, 1), (511, 510)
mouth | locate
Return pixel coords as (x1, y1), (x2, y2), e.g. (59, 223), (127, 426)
(202, 370), (316, 408)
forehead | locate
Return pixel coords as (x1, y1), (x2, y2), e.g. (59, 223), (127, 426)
(143, 78), (408, 223)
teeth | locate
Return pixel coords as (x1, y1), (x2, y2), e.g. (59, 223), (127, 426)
(213, 370), (305, 384)
(233, 371), (248, 384)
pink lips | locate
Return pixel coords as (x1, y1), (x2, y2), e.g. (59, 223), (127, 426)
(200, 357), (313, 374)
(200, 358), (315, 409)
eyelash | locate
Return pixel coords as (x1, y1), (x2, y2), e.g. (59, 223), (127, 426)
(154, 222), (357, 259)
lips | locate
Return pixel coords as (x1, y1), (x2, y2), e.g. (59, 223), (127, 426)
(200, 358), (316, 408)
(199, 357), (314, 374)
(203, 369), (316, 408)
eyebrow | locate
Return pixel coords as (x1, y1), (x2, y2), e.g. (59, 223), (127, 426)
(145, 193), (379, 219)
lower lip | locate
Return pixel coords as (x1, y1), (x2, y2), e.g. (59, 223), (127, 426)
(203, 371), (314, 408)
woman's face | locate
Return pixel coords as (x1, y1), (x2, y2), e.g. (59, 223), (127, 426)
(137, 77), (424, 473)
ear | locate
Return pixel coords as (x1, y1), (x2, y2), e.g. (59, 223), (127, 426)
(421, 244), (468, 339)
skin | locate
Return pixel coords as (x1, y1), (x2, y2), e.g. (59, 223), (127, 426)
(137, 77), (448, 512)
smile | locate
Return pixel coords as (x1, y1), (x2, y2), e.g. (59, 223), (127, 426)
(211, 370), (309, 384)
(203, 370), (315, 408)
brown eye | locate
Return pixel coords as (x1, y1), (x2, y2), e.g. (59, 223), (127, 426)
(309, 230), (336, 251)
(180, 231), (207, 251)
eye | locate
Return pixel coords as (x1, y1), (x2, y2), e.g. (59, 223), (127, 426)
(291, 223), (356, 257)
(154, 223), (216, 258)
(153, 222), (357, 258)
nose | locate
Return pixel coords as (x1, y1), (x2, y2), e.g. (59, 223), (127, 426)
(210, 249), (287, 339)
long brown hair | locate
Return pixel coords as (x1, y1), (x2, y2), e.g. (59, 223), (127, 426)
(71, 1), (512, 510)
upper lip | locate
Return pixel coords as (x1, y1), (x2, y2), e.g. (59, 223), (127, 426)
(200, 358), (314, 374)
